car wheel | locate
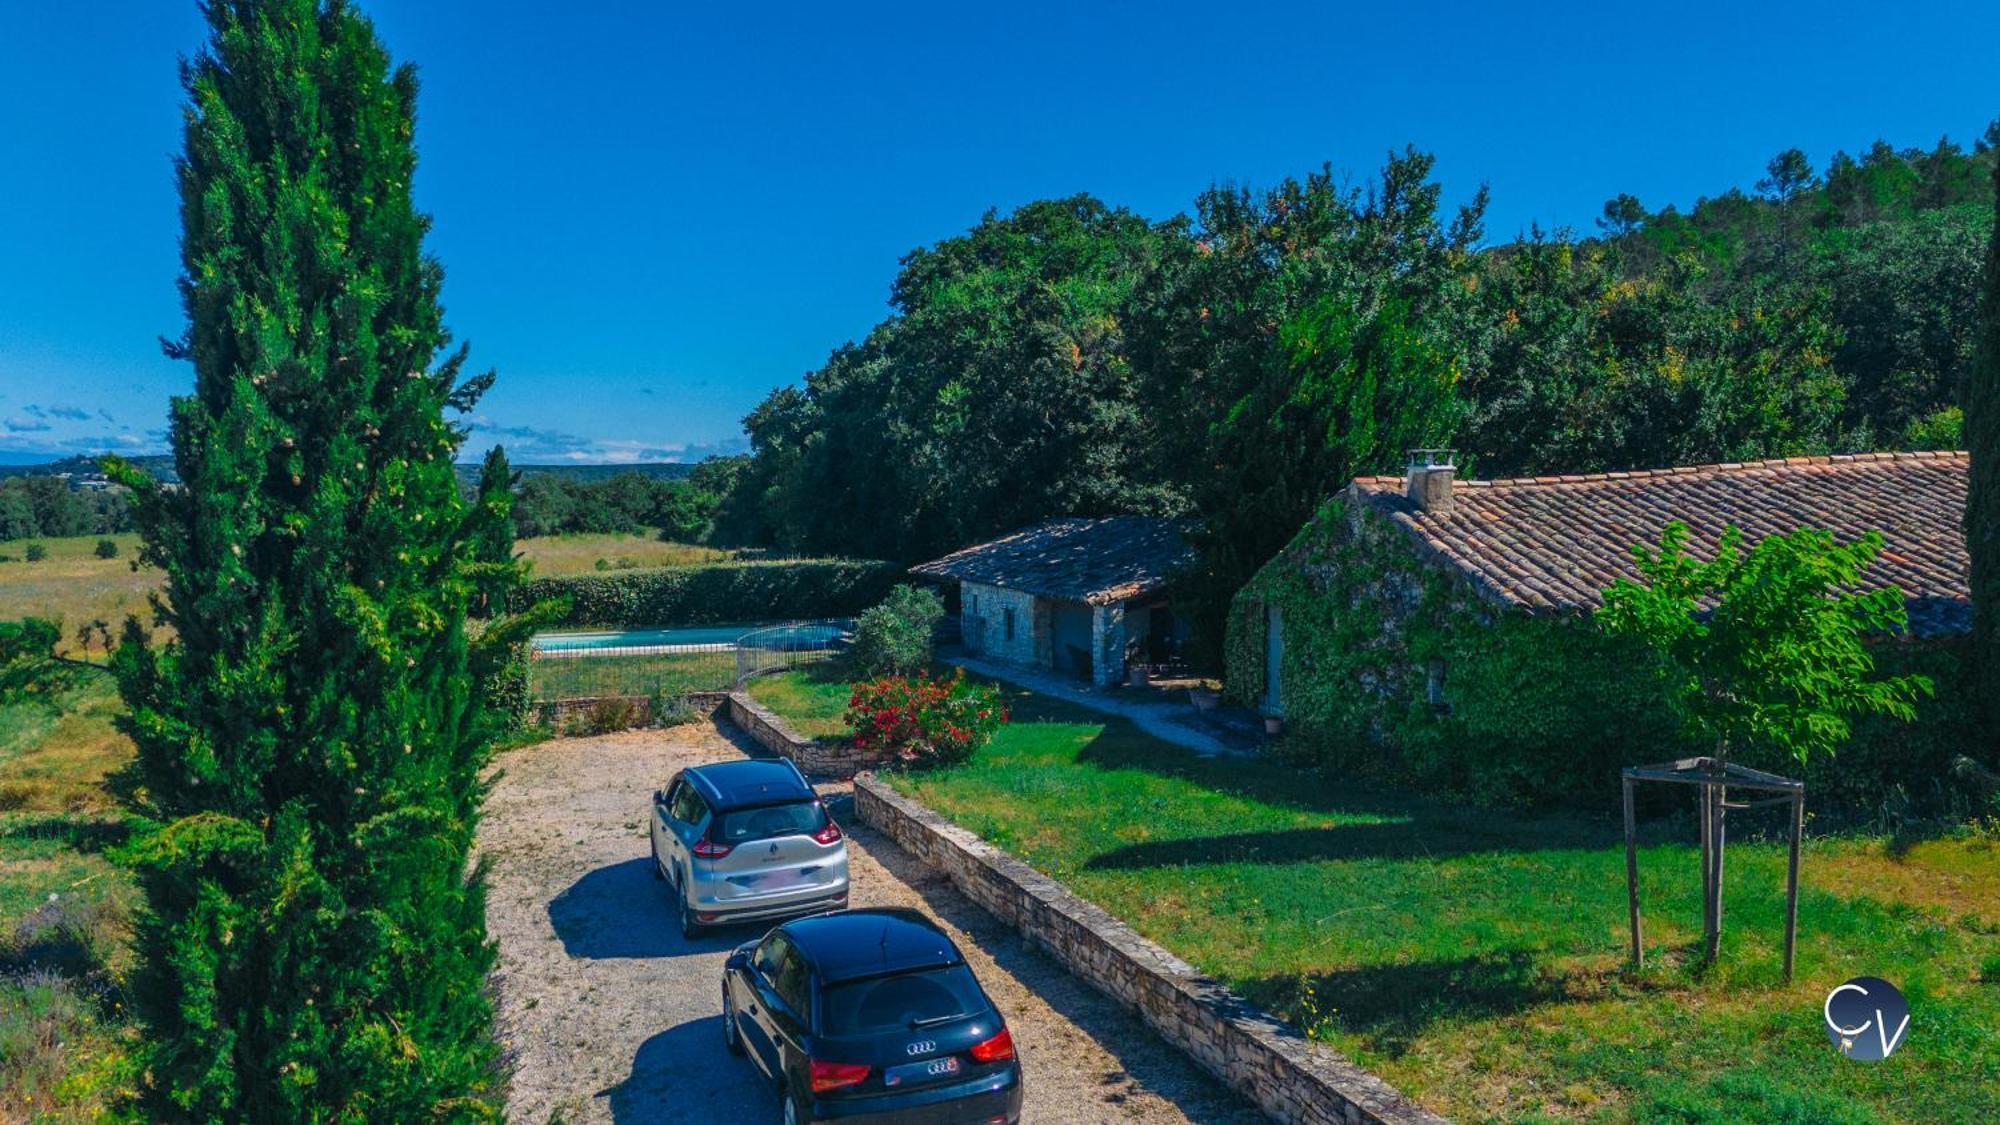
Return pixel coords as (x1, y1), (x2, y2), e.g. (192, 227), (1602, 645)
(650, 835), (665, 880)
(722, 987), (744, 1056)
(781, 1088), (805, 1125)
(679, 888), (703, 939)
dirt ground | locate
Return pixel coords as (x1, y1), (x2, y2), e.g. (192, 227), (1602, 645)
(479, 721), (1262, 1125)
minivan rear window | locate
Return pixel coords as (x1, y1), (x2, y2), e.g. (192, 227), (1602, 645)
(712, 800), (828, 844)
(818, 965), (986, 1036)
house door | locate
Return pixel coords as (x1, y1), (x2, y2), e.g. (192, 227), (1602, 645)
(1263, 606), (1283, 714)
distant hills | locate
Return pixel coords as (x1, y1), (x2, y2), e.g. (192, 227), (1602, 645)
(0, 453), (700, 489)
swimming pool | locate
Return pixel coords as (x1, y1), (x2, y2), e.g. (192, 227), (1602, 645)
(532, 621), (848, 655)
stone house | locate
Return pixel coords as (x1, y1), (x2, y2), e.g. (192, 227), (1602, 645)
(911, 516), (1194, 687)
(1227, 451), (1976, 806)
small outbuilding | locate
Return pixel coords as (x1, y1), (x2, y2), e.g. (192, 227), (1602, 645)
(1228, 451), (1975, 806)
(911, 516), (1194, 687)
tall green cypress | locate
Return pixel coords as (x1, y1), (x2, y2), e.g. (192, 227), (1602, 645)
(1973, 156), (2000, 747)
(109, 1), (500, 1117)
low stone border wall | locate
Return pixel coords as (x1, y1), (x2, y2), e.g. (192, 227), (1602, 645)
(725, 692), (884, 778)
(854, 776), (1445, 1125)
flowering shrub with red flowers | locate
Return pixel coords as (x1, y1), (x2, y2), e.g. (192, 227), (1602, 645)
(844, 669), (1009, 768)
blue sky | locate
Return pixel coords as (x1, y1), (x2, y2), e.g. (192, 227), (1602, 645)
(1, 1), (1994, 464)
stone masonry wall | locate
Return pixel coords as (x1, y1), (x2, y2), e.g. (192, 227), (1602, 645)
(961, 581), (1041, 668)
(725, 691), (887, 779)
(854, 776), (1446, 1125)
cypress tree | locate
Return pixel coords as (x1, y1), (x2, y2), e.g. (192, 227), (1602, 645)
(1972, 156), (2000, 745)
(110, 2), (500, 1117)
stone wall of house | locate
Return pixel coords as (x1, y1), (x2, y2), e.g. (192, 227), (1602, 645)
(725, 691), (886, 779)
(960, 581), (1041, 668)
(854, 775), (1443, 1125)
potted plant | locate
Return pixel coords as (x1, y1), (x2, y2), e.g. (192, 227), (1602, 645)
(1188, 685), (1220, 712)
(1127, 665), (1150, 688)
(1263, 715), (1285, 736)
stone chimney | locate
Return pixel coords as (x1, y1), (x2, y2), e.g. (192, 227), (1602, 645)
(1405, 449), (1456, 513)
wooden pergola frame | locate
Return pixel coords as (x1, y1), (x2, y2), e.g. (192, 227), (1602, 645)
(1621, 755), (1806, 980)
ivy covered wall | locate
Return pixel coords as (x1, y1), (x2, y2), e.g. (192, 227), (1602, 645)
(1228, 492), (1980, 815)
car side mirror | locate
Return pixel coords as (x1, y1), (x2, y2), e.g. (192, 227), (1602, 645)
(653, 789), (667, 806)
(725, 950), (750, 972)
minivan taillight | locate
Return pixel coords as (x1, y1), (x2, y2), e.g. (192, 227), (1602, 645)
(808, 1058), (871, 1093)
(969, 1027), (1015, 1063)
(691, 836), (733, 859)
(811, 819), (842, 845)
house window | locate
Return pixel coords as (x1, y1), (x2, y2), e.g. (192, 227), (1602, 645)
(1004, 607), (1016, 642)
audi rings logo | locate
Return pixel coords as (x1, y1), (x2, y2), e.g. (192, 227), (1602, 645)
(1824, 976), (1910, 1061)
(905, 1039), (937, 1057)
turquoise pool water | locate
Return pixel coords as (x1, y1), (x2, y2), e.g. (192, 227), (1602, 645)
(533, 621), (846, 653)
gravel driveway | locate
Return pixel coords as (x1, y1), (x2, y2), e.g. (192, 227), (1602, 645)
(480, 721), (1261, 1125)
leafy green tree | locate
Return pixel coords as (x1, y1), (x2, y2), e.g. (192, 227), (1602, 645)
(851, 584), (946, 675)
(23, 543), (46, 562)
(1600, 522), (1930, 769)
(1598, 193), (1649, 237)
(0, 617), (72, 701)
(108, 2), (500, 1117)
(95, 538), (118, 559)
(1599, 520), (1930, 963)
(1971, 156), (2000, 744)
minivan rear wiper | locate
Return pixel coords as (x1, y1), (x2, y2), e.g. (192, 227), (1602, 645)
(910, 1012), (968, 1029)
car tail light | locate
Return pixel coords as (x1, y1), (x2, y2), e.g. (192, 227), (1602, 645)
(691, 836), (733, 859)
(969, 1027), (1015, 1063)
(811, 818), (842, 845)
(808, 1058), (870, 1093)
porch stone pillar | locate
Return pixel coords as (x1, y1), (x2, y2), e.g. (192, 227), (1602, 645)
(1090, 603), (1125, 688)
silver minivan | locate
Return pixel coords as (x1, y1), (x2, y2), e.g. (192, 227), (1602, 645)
(650, 759), (850, 938)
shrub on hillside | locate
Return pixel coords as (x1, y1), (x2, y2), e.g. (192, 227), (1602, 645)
(22, 544), (44, 563)
(513, 558), (901, 628)
(93, 539), (118, 560)
(845, 669), (1008, 768)
(852, 585), (945, 675)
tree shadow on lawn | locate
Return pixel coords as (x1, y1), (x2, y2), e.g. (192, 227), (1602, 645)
(0, 813), (129, 854)
(547, 857), (742, 960)
(1081, 820), (1624, 869)
(1239, 950), (1575, 1059)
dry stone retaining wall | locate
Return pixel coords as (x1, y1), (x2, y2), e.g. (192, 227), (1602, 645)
(854, 775), (1446, 1125)
(725, 691), (885, 778)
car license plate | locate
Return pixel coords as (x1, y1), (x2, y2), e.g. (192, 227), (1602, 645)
(883, 1055), (961, 1087)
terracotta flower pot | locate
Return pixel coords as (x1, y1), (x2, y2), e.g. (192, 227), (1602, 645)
(1128, 666), (1150, 688)
(1189, 687), (1220, 712)
(1264, 716), (1285, 736)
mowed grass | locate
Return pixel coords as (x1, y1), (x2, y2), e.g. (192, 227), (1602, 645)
(514, 532), (733, 577)
(744, 659), (854, 739)
(528, 648), (741, 701)
(0, 534), (152, 655)
(753, 669), (2000, 1123)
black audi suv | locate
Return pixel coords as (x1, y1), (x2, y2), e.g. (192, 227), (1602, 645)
(721, 907), (1024, 1124)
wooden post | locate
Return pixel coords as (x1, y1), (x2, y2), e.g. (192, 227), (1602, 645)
(1698, 778), (1714, 960)
(1783, 788), (1803, 981)
(1623, 774), (1642, 970)
(1709, 781), (1726, 963)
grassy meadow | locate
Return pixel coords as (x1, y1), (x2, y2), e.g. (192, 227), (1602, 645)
(0, 534), (150, 656)
(753, 666), (2000, 1123)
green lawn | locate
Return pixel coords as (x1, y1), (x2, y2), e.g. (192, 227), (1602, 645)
(752, 669), (2000, 1123)
(528, 648), (742, 702)
(744, 659), (854, 739)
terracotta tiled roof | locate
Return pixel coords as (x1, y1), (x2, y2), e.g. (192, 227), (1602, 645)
(1350, 452), (1970, 637)
(910, 517), (1194, 605)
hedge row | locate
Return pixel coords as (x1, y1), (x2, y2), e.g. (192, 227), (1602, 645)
(512, 558), (903, 629)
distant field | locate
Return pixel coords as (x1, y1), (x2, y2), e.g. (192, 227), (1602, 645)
(0, 530), (729, 653)
(0, 534), (153, 655)
(515, 532), (734, 577)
